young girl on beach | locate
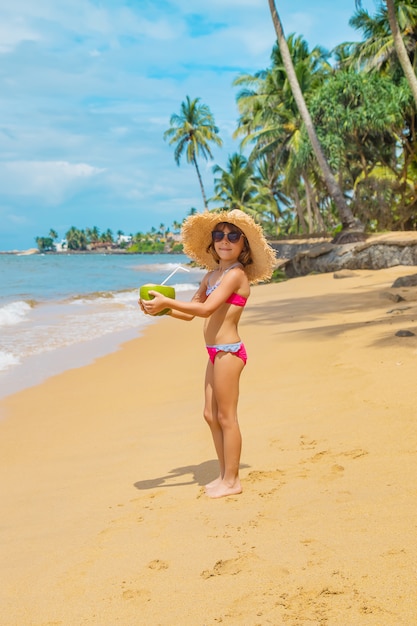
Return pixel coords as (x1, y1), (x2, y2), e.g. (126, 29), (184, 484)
(139, 209), (276, 498)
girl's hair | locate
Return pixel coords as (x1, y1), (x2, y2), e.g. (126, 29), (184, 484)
(206, 221), (253, 267)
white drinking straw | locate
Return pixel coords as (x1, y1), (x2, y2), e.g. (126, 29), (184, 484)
(160, 265), (190, 285)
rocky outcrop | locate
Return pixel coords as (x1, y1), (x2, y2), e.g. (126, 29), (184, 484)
(391, 273), (417, 288)
(272, 235), (417, 277)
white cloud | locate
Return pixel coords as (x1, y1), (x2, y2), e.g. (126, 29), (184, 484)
(6, 212), (30, 225)
(0, 161), (105, 203)
(0, 18), (40, 53)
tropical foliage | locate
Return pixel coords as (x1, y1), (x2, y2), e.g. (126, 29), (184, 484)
(35, 221), (185, 254)
(164, 0), (417, 237)
(164, 96), (223, 209)
(35, 229), (57, 252)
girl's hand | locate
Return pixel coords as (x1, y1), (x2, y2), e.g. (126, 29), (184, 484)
(139, 290), (168, 315)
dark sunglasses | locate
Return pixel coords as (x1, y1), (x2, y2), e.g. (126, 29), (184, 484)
(211, 230), (243, 243)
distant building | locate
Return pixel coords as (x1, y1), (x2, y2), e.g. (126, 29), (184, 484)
(55, 239), (67, 252)
(117, 234), (132, 245)
(117, 234), (132, 244)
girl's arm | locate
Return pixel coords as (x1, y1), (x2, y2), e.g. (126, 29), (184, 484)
(141, 269), (245, 318)
(167, 309), (194, 321)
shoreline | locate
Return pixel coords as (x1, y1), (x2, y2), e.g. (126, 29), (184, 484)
(1, 267), (417, 624)
(0, 249), (186, 255)
(0, 323), (154, 403)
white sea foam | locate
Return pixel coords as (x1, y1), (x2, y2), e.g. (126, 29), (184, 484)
(70, 290), (137, 307)
(0, 351), (20, 372)
(131, 262), (183, 272)
(0, 300), (32, 327)
(70, 284), (198, 306)
(175, 283), (199, 293)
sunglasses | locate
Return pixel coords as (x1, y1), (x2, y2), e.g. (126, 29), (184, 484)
(211, 230), (243, 243)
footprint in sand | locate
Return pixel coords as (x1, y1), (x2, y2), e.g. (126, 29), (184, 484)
(200, 553), (257, 579)
(147, 559), (169, 571)
(121, 587), (151, 603)
(245, 469), (285, 497)
(292, 448), (368, 484)
(305, 448), (368, 467)
(300, 435), (319, 449)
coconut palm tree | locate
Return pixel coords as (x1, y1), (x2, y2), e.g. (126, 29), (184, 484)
(267, 0), (364, 236)
(353, 0), (417, 105)
(211, 153), (258, 213)
(164, 96), (223, 210)
(171, 220), (182, 233)
(86, 226), (100, 245)
(382, 0), (417, 105)
(65, 227), (88, 250)
(234, 34), (331, 233)
(252, 157), (291, 235)
(100, 228), (114, 244)
(349, 4), (417, 106)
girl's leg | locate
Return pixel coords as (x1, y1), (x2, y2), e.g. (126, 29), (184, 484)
(203, 360), (225, 487)
(206, 352), (244, 498)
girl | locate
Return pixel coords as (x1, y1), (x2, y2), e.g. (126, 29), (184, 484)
(140, 209), (276, 498)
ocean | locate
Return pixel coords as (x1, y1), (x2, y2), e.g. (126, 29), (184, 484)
(0, 253), (204, 400)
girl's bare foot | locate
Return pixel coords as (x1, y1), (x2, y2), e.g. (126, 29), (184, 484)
(205, 475), (223, 492)
(206, 479), (242, 499)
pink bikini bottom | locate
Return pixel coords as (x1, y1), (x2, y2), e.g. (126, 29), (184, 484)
(206, 342), (247, 365)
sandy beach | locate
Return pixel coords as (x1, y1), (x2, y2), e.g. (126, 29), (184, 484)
(1, 266), (417, 625)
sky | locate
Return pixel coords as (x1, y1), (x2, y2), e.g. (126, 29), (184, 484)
(0, 0), (376, 250)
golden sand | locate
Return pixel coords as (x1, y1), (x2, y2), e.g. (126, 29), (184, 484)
(1, 266), (416, 625)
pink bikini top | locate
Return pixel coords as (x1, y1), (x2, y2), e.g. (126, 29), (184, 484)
(206, 263), (248, 307)
(226, 293), (247, 307)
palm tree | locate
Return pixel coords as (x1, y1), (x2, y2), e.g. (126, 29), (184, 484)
(352, 1), (417, 81)
(65, 227), (88, 250)
(171, 220), (182, 233)
(267, 0), (364, 236)
(100, 228), (114, 244)
(353, 1), (417, 105)
(211, 153), (258, 212)
(253, 157), (291, 235)
(234, 34), (330, 234)
(164, 96), (223, 210)
(385, 0), (417, 105)
(86, 226), (100, 245)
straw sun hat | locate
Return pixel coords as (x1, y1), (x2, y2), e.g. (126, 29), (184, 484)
(181, 209), (276, 284)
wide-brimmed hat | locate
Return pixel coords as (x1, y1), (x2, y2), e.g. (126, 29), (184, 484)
(181, 209), (276, 284)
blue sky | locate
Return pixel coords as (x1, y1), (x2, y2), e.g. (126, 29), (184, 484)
(0, 0), (376, 250)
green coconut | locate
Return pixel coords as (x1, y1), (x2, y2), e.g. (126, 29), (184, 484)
(139, 284), (175, 316)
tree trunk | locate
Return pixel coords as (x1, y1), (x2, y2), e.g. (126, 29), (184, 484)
(304, 182), (313, 233)
(385, 0), (417, 108)
(192, 155), (209, 211)
(293, 188), (308, 233)
(304, 174), (326, 231)
(267, 0), (364, 233)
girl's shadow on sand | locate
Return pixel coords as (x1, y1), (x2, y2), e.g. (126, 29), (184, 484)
(133, 460), (250, 490)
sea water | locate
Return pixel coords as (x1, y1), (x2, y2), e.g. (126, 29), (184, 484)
(0, 253), (204, 399)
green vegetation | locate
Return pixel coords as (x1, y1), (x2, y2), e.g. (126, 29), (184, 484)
(164, 96), (223, 210)
(35, 222), (184, 254)
(164, 0), (417, 238)
(35, 229), (58, 252)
